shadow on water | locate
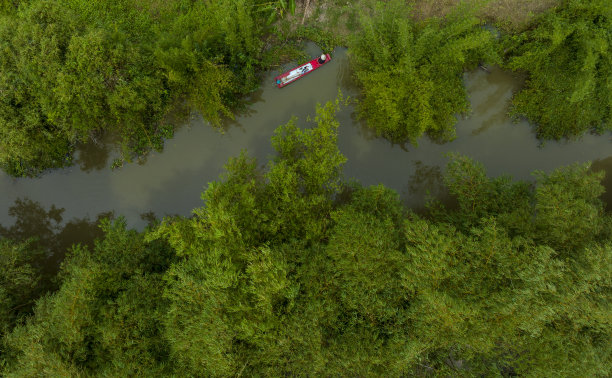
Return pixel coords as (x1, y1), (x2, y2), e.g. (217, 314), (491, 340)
(401, 161), (453, 213)
(336, 50), (360, 92)
(140, 210), (162, 228)
(74, 136), (114, 172)
(220, 87), (265, 132)
(0, 198), (112, 282)
(349, 107), (378, 141)
(73, 100), (196, 170)
(347, 107), (413, 153)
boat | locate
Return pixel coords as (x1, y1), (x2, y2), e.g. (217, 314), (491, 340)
(275, 53), (331, 88)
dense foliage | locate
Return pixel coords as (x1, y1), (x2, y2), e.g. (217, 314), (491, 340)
(349, 0), (498, 144)
(505, 0), (612, 139)
(1, 220), (176, 375)
(1, 100), (610, 375)
(0, 0), (266, 176)
(1, 0), (609, 175)
(1, 0), (611, 374)
(0, 239), (42, 340)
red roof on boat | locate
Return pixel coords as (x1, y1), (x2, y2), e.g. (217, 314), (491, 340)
(275, 53), (331, 88)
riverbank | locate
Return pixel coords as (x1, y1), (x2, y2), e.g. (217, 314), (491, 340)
(3, 77), (610, 377)
(1, 47), (611, 232)
(412, 0), (559, 29)
(291, 0), (560, 45)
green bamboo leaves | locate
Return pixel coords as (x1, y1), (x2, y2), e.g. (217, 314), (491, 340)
(349, 0), (498, 145)
(0, 0), (266, 176)
(505, 0), (612, 139)
(1, 101), (611, 376)
(256, 0), (296, 25)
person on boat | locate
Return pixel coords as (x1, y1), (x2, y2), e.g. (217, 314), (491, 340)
(317, 54), (327, 64)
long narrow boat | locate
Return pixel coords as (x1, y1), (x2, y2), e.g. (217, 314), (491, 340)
(275, 53), (331, 88)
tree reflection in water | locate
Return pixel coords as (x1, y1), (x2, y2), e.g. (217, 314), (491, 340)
(0, 198), (113, 290)
(403, 160), (455, 213)
(73, 137), (113, 172)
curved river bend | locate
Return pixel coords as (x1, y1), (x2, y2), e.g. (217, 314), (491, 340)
(1, 46), (611, 231)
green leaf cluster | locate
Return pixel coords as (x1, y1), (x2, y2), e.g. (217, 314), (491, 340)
(349, 0), (499, 144)
(256, 0), (296, 25)
(421, 155), (611, 374)
(0, 0), (265, 176)
(2, 219), (176, 375)
(1, 100), (610, 375)
(0, 239), (42, 341)
(0, 0), (18, 15)
(505, 0), (612, 139)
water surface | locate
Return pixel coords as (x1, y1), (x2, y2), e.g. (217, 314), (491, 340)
(1, 45), (611, 231)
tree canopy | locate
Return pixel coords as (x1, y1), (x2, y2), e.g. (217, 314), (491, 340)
(0, 0), (266, 176)
(2, 99), (610, 375)
(2, 0), (610, 176)
(0, 0), (611, 375)
(505, 0), (612, 139)
(349, 0), (498, 144)
(0, 239), (42, 340)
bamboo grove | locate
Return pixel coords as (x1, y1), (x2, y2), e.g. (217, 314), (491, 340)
(0, 0), (611, 375)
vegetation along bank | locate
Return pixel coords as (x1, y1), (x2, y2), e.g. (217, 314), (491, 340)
(0, 0), (610, 375)
(0, 0), (610, 175)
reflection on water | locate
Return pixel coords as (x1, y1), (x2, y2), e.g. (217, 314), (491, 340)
(470, 66), (518, 136)
(220, 87), (264, 133)
(336, 52), (360, 92)
(72, 100), (196, 171)
(402, 161), (448, 212)
(0, 44), (611, 236)
(336, 58), (612, 210)
(74, 136), (113, 172)
(140, 210), (160, 228)
(0, 198), (110, 280)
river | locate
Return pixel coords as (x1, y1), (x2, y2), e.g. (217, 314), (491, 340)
(1, 45), (611, 238)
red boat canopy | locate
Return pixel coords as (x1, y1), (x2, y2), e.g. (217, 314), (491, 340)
(275, 53), (332, 88)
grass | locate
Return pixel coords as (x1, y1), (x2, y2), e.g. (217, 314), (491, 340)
(411, 0), (560, 31)
(295, 0), (560, 47)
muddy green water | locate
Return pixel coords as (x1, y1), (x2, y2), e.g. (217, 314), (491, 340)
(1, 45), (611, 233)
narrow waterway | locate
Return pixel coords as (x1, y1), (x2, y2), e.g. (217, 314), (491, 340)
(1, 45), (611, 233)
